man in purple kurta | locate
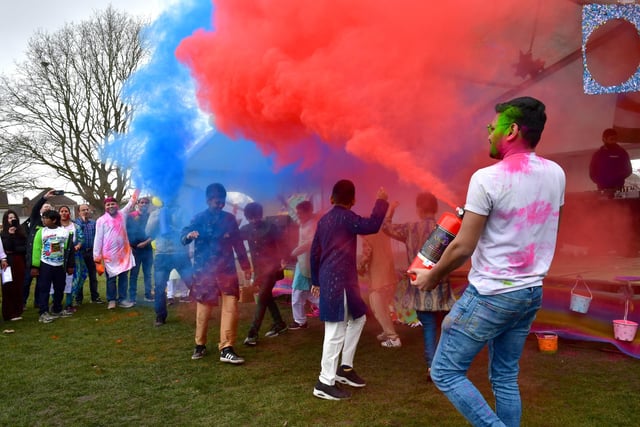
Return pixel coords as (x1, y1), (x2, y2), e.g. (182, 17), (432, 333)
(310, 180), (388, 401)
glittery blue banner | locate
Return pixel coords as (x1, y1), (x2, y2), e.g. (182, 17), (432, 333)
(583, 4), (640, 95)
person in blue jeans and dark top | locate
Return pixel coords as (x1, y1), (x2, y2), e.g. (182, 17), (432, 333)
(240, 202), (288, 346)
(146, 201), (193, 327)
(310, 179), (388, 401)
(382, 192), (456, 379)
(409, 96), (565, 427)
(74, 204), (103, 304)
(126, 196), (154, 302)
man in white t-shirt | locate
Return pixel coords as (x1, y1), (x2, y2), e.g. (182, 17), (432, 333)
(409, 96), (565, 427)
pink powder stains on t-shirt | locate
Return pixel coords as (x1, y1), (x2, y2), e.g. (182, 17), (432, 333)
(497, 200), (554, 231)
(500, 153), (532, 174)
(521, 200), (554, 227)
(480, 244), (536, 275)
(506, 243), (536, 271)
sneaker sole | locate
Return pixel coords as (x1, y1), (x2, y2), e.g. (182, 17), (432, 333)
(289, 324), (307, 330)
(220, 357), (244, 365)
(312, 388), (350, 400)
(336, 376), (366, 388)
(265, 327), (288, 338)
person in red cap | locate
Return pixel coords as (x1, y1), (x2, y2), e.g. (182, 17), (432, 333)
(93, 190), (140, 309)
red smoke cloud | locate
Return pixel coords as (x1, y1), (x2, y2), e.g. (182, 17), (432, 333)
(176, 0), (571, 208)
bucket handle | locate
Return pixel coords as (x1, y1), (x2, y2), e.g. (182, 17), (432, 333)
(571, 275), (592, 299)
(535, 331), (557, 339)
(624, 300), (629, 321)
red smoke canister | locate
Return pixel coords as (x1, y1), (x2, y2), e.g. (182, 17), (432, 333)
(408, 207), (464, 278)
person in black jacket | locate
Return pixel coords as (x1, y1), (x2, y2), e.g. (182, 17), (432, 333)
(22, 189), (57, 307)
(1, 210), (27, 321)
(589, 128), (632, 193)
(240, 202), (288, 347)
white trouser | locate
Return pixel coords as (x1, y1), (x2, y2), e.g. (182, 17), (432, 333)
(319, 291), (366, 386)
(292, 289), (319, 325)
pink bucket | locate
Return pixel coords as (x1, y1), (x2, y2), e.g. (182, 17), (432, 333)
(613, 320), (638, 342)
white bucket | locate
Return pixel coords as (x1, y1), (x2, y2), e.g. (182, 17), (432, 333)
(569, 277), (592, 314)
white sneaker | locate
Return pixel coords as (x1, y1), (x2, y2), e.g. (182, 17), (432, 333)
(38, 312), (56, 323)
(118, 300), (135, 308)
(107, 301), (116, 310)
(381, 337), (402, 348)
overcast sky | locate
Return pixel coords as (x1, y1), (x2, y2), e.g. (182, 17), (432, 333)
(0, 0), (170, 74)
(0, 0), (174, 203)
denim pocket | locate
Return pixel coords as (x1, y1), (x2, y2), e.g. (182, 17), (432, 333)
(452, 291), (523, 342)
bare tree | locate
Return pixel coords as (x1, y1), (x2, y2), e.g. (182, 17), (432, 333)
(0, 6), (148, 210)
(0, 134), (38, 193)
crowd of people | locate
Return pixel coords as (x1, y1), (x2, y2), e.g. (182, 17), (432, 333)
(0, 95), (567, 425)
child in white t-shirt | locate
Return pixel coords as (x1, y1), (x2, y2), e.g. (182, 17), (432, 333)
(31, 210), (75, 323)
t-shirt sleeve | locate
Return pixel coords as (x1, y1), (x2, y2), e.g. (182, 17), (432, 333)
(464, 170), (492, 216)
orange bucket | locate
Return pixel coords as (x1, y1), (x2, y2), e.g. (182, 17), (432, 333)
(536, 332), (558, 354)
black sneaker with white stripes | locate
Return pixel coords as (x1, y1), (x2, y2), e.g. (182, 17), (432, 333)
(313, 381), (351, 400)
(336, 365), (366, 387)
(220, 346), (245, 365)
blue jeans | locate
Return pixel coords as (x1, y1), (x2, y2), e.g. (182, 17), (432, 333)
(431, 284), (542, 427)
(74, 250), (100, 302)
(106, 271), (129, 303)
(129, 247), (153, 301)
(153, 253), (192, 322)
(416, 310), (440, 369)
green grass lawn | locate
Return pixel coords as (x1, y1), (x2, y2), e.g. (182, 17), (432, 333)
(1, 282), (639, 427)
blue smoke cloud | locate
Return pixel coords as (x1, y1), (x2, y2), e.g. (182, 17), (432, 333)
(111, 0), (213, 204)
